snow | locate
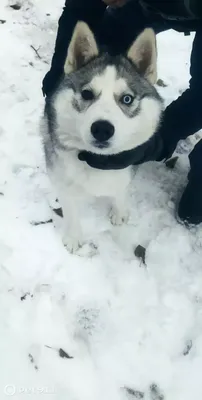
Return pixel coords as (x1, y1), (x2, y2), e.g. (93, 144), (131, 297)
(0, 1), (202, 399)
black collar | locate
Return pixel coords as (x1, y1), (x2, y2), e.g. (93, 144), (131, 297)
(78, 134), (163, 170)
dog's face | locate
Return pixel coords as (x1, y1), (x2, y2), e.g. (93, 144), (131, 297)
(53, 22), (163, 155)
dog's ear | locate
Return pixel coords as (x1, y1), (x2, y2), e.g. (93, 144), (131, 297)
(127, 28), (157, 84)
(64, 22), (99, 74)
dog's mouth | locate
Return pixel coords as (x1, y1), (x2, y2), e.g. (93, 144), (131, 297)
(91, 140), (110, 150)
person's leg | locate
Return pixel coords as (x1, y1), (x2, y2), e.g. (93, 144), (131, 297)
(43, 0), (106, 96)
(157, 29), (202, 161)
(178, 138), (202, 225)
(175, 29), (202, 224)
(99, 0), (168, 54)
(156, 27), (202, 224)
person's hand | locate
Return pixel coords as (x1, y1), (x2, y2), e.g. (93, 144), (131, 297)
(102, 0), (128, 8)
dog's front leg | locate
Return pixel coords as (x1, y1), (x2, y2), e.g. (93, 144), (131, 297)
(110, 193), (129, 226)
(56, 188), (83, 253)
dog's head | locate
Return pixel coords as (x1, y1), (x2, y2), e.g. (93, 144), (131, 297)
(53, 22), (163, 155)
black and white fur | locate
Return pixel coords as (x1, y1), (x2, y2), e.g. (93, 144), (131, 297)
(42, 22), (163, 254)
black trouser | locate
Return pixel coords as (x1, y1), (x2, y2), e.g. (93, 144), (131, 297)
(98, 1), (202, 177)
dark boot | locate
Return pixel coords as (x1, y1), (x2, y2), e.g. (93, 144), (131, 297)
(178, 139), (202, 225)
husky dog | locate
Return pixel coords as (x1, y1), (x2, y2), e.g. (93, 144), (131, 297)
(42, 22), (163, 254)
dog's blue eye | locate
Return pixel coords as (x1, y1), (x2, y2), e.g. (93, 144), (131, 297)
(121, 94), (134, 105)
(81, 89), (94, 101)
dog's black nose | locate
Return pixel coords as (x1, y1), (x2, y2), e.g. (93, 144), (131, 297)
(91, 120), (115, 142)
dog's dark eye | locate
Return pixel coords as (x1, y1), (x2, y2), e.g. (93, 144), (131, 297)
(81, 89), (94, 101)
(121, 94), (134, 106)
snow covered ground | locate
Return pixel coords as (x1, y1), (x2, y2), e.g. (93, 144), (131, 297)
(1, 1), (202, 399)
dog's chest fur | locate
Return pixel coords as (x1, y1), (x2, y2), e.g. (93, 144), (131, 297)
(54, 149), (131, 198)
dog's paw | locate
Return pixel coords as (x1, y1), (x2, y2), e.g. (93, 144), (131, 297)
(62, 235), (83, 254)
(63, 235), (98, 257)
(110, 209), (129, 226)
(76, 242), (98, 257)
